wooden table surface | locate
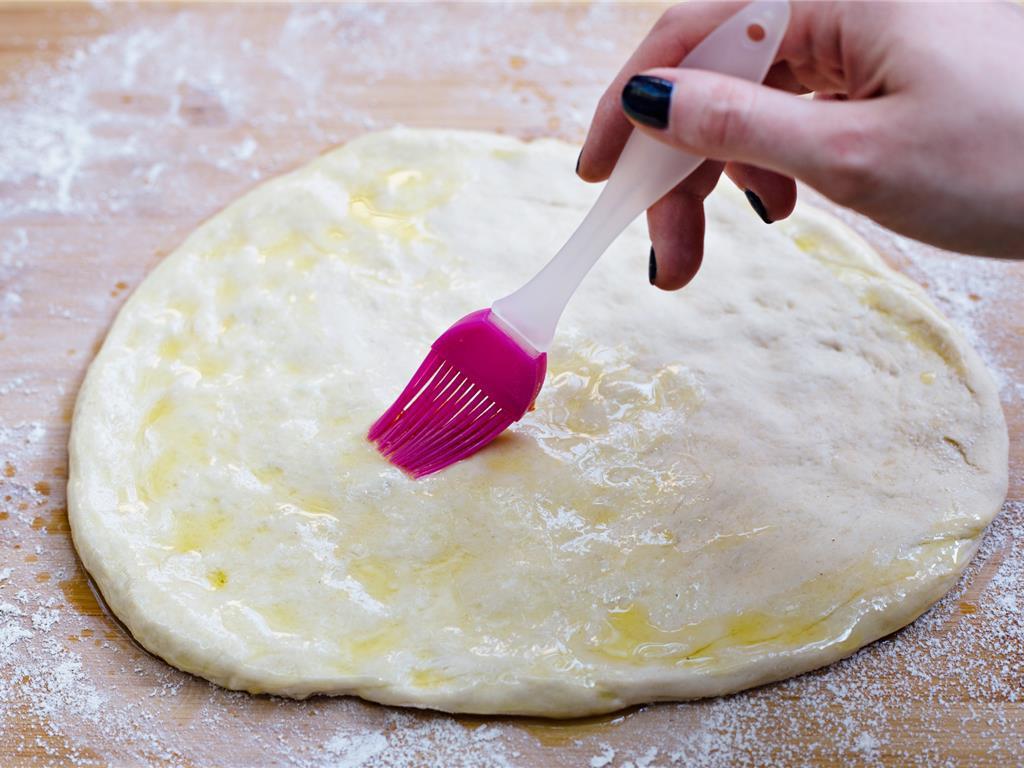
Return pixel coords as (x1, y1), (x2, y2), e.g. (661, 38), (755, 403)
(1, 3), (1021, 766)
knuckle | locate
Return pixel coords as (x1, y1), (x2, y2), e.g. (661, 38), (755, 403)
(654, 4), (689, 33)
(691, 79), (754, 152)
(819, 123), (880, 206)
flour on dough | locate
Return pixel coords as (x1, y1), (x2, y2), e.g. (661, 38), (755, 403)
(68, 129), (1008, 717)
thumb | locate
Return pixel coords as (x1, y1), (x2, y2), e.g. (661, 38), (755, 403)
(621, 68), (879, 200)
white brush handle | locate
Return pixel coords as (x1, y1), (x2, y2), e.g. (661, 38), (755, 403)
(492, 0), (790, 352)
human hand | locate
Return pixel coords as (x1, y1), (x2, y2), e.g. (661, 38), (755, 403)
(578, 1), (1024, 290)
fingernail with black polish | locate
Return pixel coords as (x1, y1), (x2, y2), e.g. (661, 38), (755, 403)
(744, 189), (773, 224)
(575, 149), (582, 177)
(622, 75), (673, 129)
(649, 245), (657, 285)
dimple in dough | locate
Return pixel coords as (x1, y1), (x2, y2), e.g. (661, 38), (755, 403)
(68, 128), (1008, 717)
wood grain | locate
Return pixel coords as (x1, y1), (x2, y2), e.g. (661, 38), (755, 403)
(1, 3), (1021, 766)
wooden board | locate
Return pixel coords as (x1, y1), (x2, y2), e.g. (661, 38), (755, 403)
(1, 3), (1021, 766)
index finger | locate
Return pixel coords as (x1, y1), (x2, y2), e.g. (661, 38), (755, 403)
(577, 2), (745, 182)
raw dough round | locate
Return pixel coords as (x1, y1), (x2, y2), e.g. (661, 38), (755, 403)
(68, 129), (1008, 717)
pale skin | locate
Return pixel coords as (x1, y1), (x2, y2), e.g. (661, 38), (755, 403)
(578, 1), (1024, 290)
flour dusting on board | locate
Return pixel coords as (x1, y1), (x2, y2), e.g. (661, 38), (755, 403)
(1, 3), (1022, 766)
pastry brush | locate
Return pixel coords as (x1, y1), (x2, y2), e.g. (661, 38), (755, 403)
(369, 0), (790, 477)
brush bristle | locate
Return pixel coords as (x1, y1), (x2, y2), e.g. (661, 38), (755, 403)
(369, 308), (547, 478)
(368, 350), (513, 478)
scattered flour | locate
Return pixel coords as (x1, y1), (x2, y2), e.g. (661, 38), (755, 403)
(1, 2), (1021, 766)
(322, 731), (389, 768)
(590, 743), (616, 767)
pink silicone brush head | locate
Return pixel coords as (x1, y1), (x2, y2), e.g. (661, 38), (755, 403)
(368, 309), (547, 478)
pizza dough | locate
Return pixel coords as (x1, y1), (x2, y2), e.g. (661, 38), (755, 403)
(68, 128), (1008, 717)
